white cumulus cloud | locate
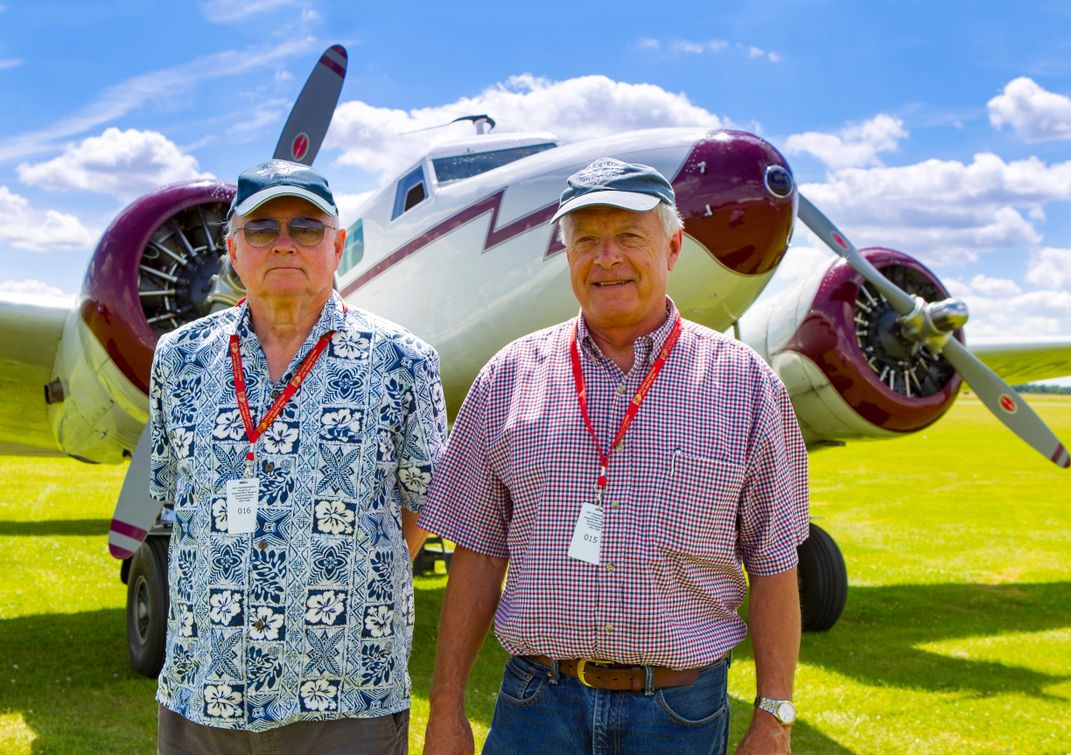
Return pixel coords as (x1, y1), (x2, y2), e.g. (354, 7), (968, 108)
(800, 152), (1071, 264)
(785, 114), (907, 170)
(988, 77), (1071, 142)
(1026, 247), (1071, 290)
(17, 128), (213, 200)
(0, 278), (75, 306)
(0, 186), (95, 251)
(326, 74), (724, 181)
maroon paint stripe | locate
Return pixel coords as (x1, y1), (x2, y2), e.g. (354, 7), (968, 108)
(341, 191), (558, 296)
(109, 544), (135, 559)
(319, 52), (346, 79)
(1052, 444), (1069, 467)
(110, 518), (148, 541)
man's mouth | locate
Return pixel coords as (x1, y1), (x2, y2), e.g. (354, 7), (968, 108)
(592, 280), (630, 287)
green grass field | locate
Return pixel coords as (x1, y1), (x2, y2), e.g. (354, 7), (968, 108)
(1, 395), (1069, 753)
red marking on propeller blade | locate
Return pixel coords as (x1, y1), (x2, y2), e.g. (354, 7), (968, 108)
(999, 394), (1017, 413)
(292, 133), (309, 160)
(109, 543), (135, 559)
(110, 518), (148, 541)
(832, 232), (849, 250)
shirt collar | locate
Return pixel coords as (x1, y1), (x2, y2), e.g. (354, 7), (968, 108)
(234, 290), (346, 344)
(575, 296), (681, 369)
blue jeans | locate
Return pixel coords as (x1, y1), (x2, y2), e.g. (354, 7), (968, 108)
(482, 655), (729, 755)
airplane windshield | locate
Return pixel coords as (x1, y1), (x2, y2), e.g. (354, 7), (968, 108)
(432, 142), (557, 183)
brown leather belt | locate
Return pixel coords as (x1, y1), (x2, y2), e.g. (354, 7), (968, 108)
(528, 655), (711, 692)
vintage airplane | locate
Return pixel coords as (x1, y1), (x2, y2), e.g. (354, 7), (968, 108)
(3, 47), (1070, 677)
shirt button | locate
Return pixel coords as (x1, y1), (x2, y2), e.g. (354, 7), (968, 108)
(270, 389), (281, 399)
(617, 382), (627, 395)
(605, 562), (615, 571)
(257, 540), (268, 551)
(611, 501), (621, 509)
(253, 619), (265, 630)
(604, 623), (614, 632)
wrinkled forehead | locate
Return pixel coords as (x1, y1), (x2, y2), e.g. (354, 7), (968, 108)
(567, 204), (660, 230)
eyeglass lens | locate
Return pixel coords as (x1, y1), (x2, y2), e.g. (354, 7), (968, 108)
(240, 218), (330, 247)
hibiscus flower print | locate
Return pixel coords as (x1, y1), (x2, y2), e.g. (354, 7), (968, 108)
(332, 331), (370, 359)
(179, 608), (195, 638)
(305, 590), (346, 625)
(398, 465), (431, 495)
(172, 427), (194, 458)
(363, 605), (393, 638)
(315, 500), (355, 535)
(209, 590), (242, 626)
(211, 498), (228, 532)
(320, 408), (361, 442)
(262, 422), (298, 454)
(300, 679), (338, 711)
(212, 409), (246, 441)
(249, 606), (284, 641)
(204, 684), (243, 718)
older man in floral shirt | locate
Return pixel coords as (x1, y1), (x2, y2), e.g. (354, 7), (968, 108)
(150, 160), (446, 753)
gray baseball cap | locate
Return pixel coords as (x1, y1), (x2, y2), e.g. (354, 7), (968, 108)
(551, 158), (676, 223)
(229, 159), (338, 218)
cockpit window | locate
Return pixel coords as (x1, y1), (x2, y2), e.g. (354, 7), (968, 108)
(392, 166), (428, 219)
(432, 143), (557, 183)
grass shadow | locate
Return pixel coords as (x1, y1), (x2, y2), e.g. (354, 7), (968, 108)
(739, 581), (1071, 698)
(0, 519), (110, 537)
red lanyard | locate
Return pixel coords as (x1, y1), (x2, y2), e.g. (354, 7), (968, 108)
(569, 315), (682, 504)
(229, 330), (333, 471)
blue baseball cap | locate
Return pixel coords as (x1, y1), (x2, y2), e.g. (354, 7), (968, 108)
(229, 159), (338, 218)
(552, 158), (676, 223)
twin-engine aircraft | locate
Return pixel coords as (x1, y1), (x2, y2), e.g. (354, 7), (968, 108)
(2, 46), (1069, 676)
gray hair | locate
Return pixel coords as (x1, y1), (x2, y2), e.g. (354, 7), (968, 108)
(557, 202), (684, 246)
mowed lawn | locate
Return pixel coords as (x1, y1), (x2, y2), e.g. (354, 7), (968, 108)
(0, 394), (1069, 753)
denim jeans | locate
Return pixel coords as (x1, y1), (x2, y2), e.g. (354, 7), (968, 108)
(482, 655), (729, 755)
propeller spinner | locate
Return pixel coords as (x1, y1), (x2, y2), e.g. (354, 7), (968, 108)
(797, 194), (1070, 468)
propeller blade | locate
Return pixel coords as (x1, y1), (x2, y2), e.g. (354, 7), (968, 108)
(797, 193), (917, 315)
(941, 338), (1070, 468)
(273, 44), (348, 165)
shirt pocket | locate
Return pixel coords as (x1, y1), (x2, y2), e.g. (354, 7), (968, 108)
(652, 450), (745, 559)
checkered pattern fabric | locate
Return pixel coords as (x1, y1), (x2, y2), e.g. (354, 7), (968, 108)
(419, 298), (808, 669)
(149, 292), (446, 730)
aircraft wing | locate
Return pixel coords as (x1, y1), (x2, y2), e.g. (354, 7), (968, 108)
(969, 338), (1071, 386)
(0, 298), (67, 456)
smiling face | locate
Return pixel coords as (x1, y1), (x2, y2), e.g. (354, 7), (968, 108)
(565, 204), (682, 338)
(227, 195), (345, 306)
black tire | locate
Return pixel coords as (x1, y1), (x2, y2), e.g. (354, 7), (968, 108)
(797, 522), (847, 631)
(126, 535), (170, 677)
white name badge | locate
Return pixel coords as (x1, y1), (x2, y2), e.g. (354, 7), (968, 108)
(225, 477), (259, 535)
(567, 501), (604, 565)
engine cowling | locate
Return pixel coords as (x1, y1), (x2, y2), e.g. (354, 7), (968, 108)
(47, 181), (236, 462)
(738, 247), (964, 447)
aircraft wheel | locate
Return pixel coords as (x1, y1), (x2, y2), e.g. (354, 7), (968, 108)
(126, 535), (170, 678)
(797, 522), (847, 631)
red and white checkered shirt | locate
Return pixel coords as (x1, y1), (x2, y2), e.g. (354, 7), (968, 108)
(419, 298), (809, 668)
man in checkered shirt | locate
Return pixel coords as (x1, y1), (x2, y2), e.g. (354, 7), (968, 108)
(419, 158), (809, 755)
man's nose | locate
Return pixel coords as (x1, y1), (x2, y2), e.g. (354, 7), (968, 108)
(271, 222), (299, 253)
(593, 238), (621, 266)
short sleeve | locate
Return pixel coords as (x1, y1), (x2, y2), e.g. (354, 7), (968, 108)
(148, 339), (177, 504)
(738, 368), (809, 575)
(396, 348), (448, 513)
(417, 364), (512, 559)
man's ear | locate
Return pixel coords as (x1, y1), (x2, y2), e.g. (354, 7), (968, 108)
(666, 228), (683, 271)
(333, 227), (346, 269)
(226, 234), (237, 267)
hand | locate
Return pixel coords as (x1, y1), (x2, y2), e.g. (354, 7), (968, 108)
(423, 706), (475, 755)
(735, 711), (791, 754)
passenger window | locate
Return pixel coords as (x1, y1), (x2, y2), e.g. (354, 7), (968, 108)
(392, 166), (428, 219)
(338, 219), (364, 274)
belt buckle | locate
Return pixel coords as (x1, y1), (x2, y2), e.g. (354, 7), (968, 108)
(576, 659), (597, 688)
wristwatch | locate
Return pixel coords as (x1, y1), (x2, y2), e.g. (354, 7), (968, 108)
(754, 696), (796, 725)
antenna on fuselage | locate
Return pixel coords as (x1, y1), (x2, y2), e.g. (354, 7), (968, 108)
(401, 113), (497, 135)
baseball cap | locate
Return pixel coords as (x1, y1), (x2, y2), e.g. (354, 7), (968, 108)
(551, 158), (676, 223)
(229, 159), (338, 218)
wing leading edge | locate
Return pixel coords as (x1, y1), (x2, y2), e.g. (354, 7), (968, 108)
(969, 338), (1071, 386)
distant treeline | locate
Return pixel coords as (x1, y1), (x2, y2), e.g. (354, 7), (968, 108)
(1013, 384), (1071, 394)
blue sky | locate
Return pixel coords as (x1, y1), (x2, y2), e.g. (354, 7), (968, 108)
(1, 0), (1070, 344)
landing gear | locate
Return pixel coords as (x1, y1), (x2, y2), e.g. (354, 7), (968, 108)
(125, 535), (169, 678)
(797, 522), (848, 631)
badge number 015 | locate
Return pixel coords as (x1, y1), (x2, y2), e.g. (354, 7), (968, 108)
(568, 500), (604, 565)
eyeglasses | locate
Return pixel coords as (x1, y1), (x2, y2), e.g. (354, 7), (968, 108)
(236, 217), (336, 247)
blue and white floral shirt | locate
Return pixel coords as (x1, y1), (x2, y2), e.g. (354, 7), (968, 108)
(149, 292), (446, 731)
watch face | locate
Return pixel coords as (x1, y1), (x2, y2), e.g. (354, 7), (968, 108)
(776, 701), (797, 724)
